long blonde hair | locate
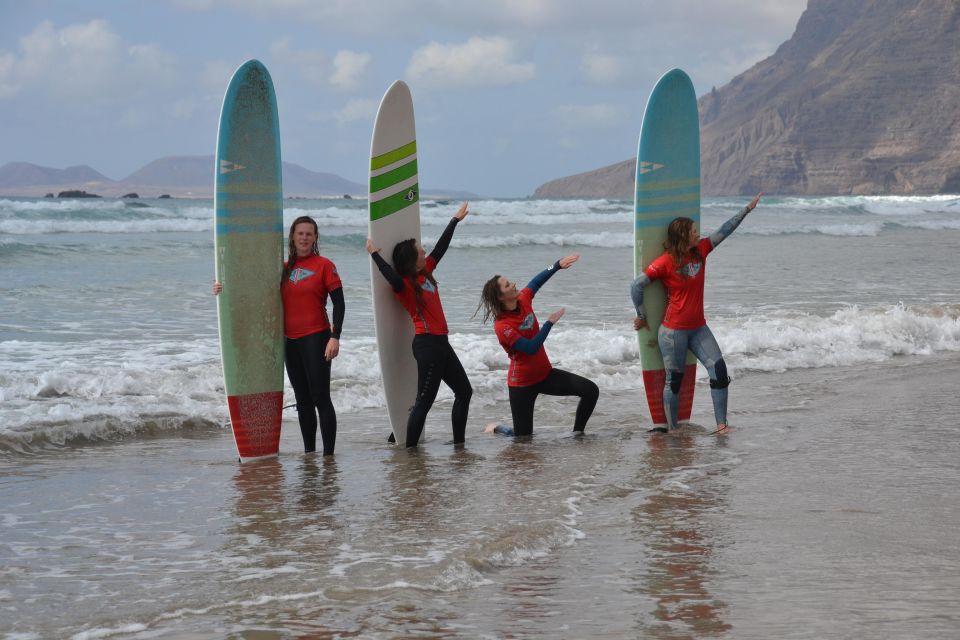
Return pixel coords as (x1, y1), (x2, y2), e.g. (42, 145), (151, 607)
(664, 216), (701, 273)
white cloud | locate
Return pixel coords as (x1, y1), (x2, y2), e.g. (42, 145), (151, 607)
(0, 20), (176, 102)
(269, 37), (326, 86)
(330, 50), (371, 92)
(581, 51), (623, 84)
(312, 98), (379, 127)
(201, 61), (239, 92)
(179, 0), (804, 36)
(553, 103), (626, 129)
(406, 36), (535, 88)
(0, 53), (17, 98)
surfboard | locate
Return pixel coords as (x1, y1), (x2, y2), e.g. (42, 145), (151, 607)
(368, 80), (421, 445)
(214, 60), (285, 461)
(634, 68), (699, 427)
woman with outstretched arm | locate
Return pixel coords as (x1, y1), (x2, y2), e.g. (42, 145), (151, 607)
(366, 202), (473, 448)
(631, 193), (762, 434)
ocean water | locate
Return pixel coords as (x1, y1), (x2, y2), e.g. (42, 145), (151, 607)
(1, 194), (959, 638)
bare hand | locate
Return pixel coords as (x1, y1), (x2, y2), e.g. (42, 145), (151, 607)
(548, 308), (565, 323)
(325, 337), (340, 361)
(634, 317), (649, 331)
(212, 280), (222, 296)
(558, 254), (579, 269)
(454, 201), (469, 221)
(748, 192), (763, 212)
(366, 238), (379, 254)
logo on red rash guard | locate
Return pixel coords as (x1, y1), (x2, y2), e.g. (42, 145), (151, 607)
(288, 268), (316, 284)
(679, 262), (701, 278)
(519, 313), (535, 330)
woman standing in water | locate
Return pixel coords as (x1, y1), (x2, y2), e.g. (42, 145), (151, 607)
(631, 193), (762, 434)
(215, 215), (345, 455)
(477, 255), (599, 437)
(366, 202), (473, 448)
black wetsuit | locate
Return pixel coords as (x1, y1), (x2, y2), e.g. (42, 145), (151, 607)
(284, 288), (344, 455)
(371, 218), (472, 447)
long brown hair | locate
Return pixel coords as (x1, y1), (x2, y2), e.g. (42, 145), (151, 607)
(476, 275), (504, 323)
(282, 216), (319, 283)
(392, 238), (437, 312)
(664, 216), (701, 273)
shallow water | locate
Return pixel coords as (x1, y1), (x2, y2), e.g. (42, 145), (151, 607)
(2, 195), (960, 637)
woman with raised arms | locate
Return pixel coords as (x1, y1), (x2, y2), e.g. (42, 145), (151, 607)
(630, 193), (763, 434)
(366, 202), (473, 448)
(478, 255), (599, 437)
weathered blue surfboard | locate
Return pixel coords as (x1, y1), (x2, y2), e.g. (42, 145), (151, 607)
(635, 68), (699, 426)
(214, 60), (285, 461)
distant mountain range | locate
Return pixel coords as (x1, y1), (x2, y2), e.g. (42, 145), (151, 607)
(0, 156), (474, 199)
(535, 0), (960, 197)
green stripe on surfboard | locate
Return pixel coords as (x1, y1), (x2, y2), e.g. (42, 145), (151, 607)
(370, 183), (419, 221)
(371, 140), (417, 171)
(370, 159), (418, 194)
(635, 177), (700, 193)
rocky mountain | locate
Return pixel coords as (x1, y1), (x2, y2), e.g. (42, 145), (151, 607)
(0, 157), (366, 198)
(121, 156), (216, 188)
(0, 157), (473, 199)
(0, 162), (114, 189)
(535, 0), (960, 197)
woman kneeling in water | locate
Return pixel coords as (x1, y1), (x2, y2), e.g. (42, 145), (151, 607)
(478, 255), (599, 437)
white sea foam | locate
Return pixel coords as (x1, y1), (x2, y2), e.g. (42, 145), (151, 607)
(2, 195), (958, 239)
(2, 299), (958, 454)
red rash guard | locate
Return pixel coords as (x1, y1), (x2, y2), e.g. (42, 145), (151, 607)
(394, 256), (448, 335)
(281, 254), (342, 339)
(644, 237), (714, 330)
(495, 288), (553, 387)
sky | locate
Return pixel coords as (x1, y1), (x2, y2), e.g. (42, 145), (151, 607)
(0, 1), (807, 197)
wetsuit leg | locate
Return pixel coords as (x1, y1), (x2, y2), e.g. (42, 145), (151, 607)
(688, 325), (729, 426)
(285, 332), (336, 453)
(508, 384), (538, 437)
(406, 334), (447, 448)
(439, 341), (472, 444)
(536, 368), (599, 431)
(658, 326), (691, 428)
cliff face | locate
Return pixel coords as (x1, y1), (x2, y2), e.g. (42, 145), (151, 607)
(535, 0), (960, 197)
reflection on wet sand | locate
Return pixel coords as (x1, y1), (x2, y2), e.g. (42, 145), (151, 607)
(633, 432), (732, 638)
(229, 456), (288, 552)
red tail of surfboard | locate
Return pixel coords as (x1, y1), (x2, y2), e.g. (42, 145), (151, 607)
(642, 363), (696, 425)
(227, 391), (283, 460)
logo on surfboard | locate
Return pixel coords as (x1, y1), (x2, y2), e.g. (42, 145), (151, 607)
(638, 161), (665, 175)
(220, 160), (246, 174)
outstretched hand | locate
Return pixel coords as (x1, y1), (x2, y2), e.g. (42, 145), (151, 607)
(365, 238), (380, 254)
(633, 317), (649, 331)
(558, 254), (579, 269)
(548, 308), (565, 323)
(748, 192), (763, 212)
(212, 280), (222, 296)
(454, 201), (469, 221)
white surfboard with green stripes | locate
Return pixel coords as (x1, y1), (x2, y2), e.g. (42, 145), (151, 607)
(369, 80), (421, 444)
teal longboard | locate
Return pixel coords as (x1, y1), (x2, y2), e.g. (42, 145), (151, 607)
(214, 60), (285, 461)
(368, 80), (421, 445)
(635, 68), (698, 426)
